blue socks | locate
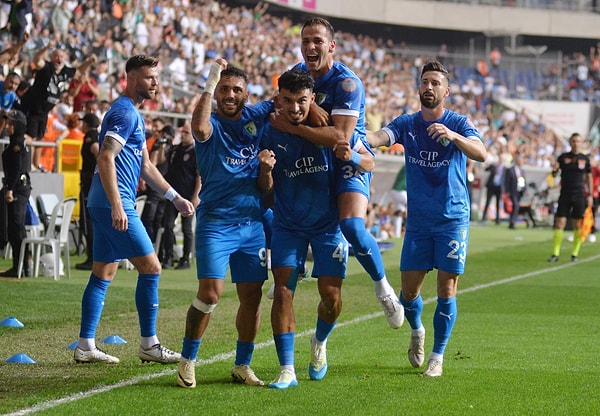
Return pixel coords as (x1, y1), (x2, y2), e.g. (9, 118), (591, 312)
(235, 340), (255, 366)
(79, 274), (111, 338)
(181, 337), (201, 361)
(315, 317), (336, 342)
(400, 292), (423, 330)
(340, 217), (385, 281)
(135, 273), (160, 338)
(432, 296), (457, 356)
(274, 332), (295, 366)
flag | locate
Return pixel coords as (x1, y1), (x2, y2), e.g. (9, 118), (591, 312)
(581, 206), (594, 242)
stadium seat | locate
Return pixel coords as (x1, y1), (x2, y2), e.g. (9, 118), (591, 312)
(17, 197), (77, 280)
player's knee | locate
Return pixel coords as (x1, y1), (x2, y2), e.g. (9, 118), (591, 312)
(340, 217), (365, 241)
(192, 298), (217, 314)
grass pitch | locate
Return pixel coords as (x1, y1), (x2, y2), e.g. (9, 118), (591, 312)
(1, 223), (599, 415)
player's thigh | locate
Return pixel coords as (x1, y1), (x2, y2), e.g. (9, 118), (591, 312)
(401, 231), (435, 272)
(195, 222), (241, 279)
(310, 230), (347, 279)
(230, 221), (268, 284)
(89, 207), (154, 262)
(433, 227), (469, 275)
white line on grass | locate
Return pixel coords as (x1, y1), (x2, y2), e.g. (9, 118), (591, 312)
(5, 254), (599, 416)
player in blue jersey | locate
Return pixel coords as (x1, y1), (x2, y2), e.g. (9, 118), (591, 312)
(177, 59), (273, 389)
(75, 55), (195, 364)
(367, 61), (487, 377)
(257, 69), (348, 389)
(269, 17), (404, 330)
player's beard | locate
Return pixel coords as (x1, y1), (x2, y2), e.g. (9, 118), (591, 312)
(419, 92), (442, 109)
(218, 98), (244, 118)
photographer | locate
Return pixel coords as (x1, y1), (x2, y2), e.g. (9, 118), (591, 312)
(140, 124), (174, 264)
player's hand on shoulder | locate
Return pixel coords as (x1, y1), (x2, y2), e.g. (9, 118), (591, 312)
(269, 110), (293, 133)
(307, 102), (329, 127)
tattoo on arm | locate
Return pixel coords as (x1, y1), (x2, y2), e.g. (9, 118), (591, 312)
(100, 136), (123, 155)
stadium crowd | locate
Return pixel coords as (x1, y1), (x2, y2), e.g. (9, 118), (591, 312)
(0, 1), (598, 190)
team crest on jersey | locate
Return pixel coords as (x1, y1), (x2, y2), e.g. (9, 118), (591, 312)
(459, 229), (467, 241)
(316, 93), (327, 105)
(341, 78), (357, 92)
(183, 153), (190, 162)
(578, 159), (586, 170)
(439, 137), (450, 147)
(244, 121), (257, 136)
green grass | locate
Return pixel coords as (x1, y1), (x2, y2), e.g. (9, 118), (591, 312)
(1, 224), (599, 415)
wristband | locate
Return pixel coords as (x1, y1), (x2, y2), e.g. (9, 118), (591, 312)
(163, 186), (178, 202)
(203, 62), (222, 94)
(349, 150), (362, 167)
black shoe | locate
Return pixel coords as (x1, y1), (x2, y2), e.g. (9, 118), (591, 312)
(571, 255), (579, 262)
(176, 258), (190, 270)
(508, 224), (515, 229)
(75, 260), (93, 270)
(548, 255), (559, 263)
(0, 268), (18, 277)
(162, 258), (173, 269)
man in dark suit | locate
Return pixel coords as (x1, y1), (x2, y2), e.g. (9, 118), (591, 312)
(504, 154), (526, 229)
(481, 161), (504, 224)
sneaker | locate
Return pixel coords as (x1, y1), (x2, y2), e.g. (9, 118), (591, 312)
(408, 331), (425, 368)
(177, 358), (196, 388)
(138, 344), (181, 364)
(571, 255), (579, 262)
(547, 255), (559, 262)
(268, 369), (298, 389)
(308, 336), (328, 380)
(377, 294), (404, 329)
(231, 364), (264, 386)
(74, 347), (120, 364)
(423, 359), (443, 377)
(176, 258), (190, 270)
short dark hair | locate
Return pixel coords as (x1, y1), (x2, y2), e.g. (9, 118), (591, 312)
(421, 61), (451, 82)
(6, 71), (20, 79)
(278, 69), (314, 94)
(302, 17), (335, 39)
(220, 66), (248, 85)
(125, 55), (159, 73)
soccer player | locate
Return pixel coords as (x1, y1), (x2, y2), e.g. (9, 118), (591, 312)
(367, 61), (487, 377)
(258, 69), (348, 389)
(270, 17), (403, 329)
(177, 59), (272, 389)
(75, 55), (195, 364)
(547, 133), (593, 262)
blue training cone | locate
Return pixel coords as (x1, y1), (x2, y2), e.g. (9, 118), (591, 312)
(0, 317), (25, 327)
(102, 334), (127, 344)
(66, 341), (79, 350)
(5, 353), (36, 364)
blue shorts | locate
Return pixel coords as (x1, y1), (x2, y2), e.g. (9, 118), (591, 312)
(400, 228), (469, 275)
(271, 228), (348, 279)
(336, 167), (371, 199)
(195, 220), (268, 283)
(89, 206), (155, 263)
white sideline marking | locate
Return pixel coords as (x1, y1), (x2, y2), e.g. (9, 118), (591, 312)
(5, 254), (599, 416)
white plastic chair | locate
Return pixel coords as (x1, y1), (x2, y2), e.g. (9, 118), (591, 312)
(17, 197), (77, 280)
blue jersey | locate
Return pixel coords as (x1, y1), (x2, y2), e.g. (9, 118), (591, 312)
(261, 125), (339, 234)
(195, 100), (273, 224)
(294, 60), (373, 193)
(0, 82), (16, 111)
(88, 96), (146, 210)
(383, 109), (482, 233)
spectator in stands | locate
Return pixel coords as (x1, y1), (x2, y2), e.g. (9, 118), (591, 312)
(18, 41), (96, 171)
(69, 67), (100, 113)
(0, 71), (20, 112)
